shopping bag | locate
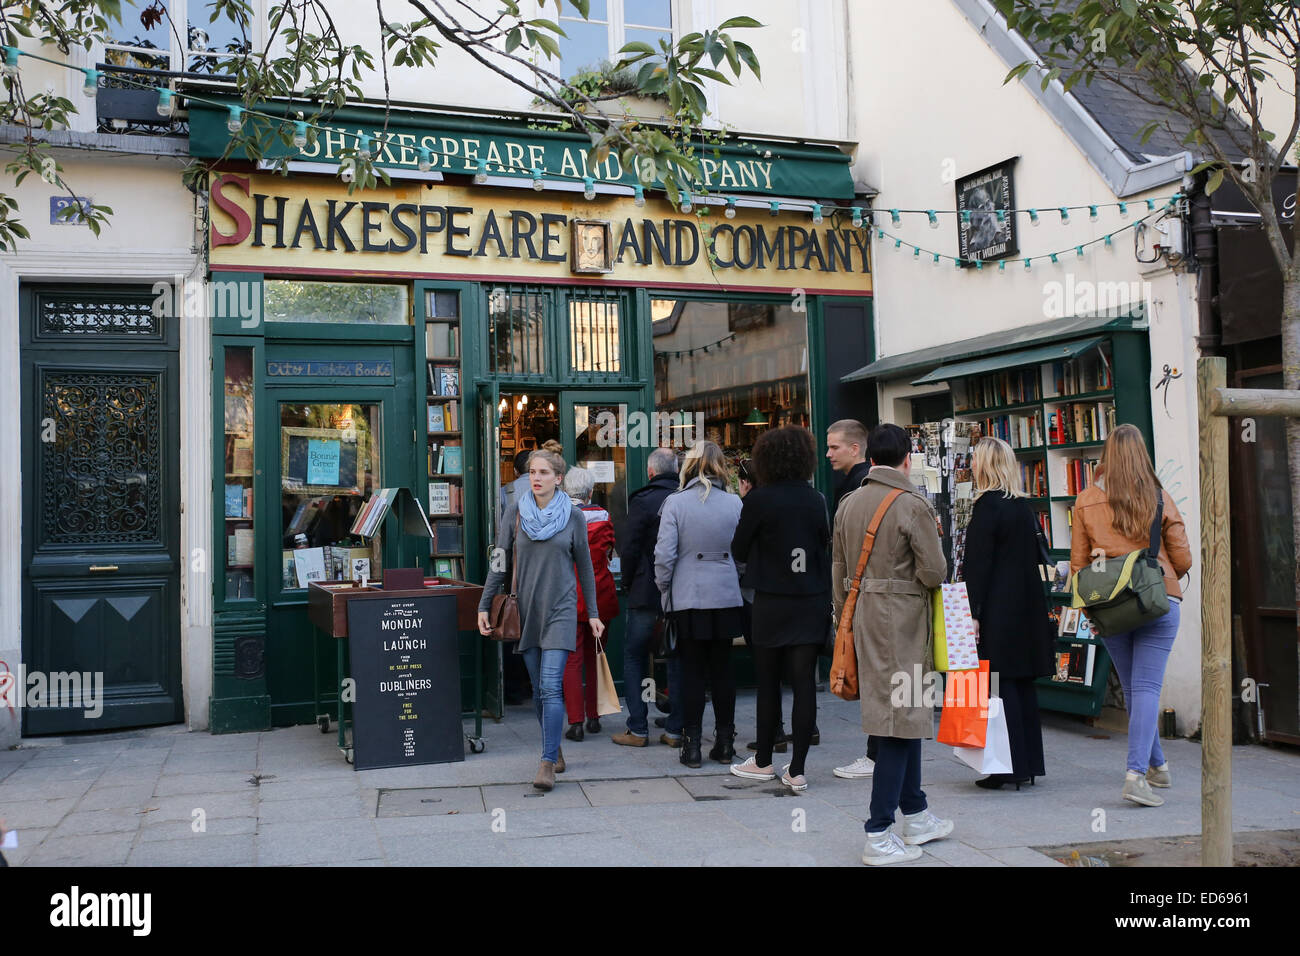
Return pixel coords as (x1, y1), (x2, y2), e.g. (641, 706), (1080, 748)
(936, 660), (991, 749)
(932, 583), (980, 672)
(953, 696), (1013, 775)
(594, 645), (622, 717)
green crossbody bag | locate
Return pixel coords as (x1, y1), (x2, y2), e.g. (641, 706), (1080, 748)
(1070, 495), (1169, 637)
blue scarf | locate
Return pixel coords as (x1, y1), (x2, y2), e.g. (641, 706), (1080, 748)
(519, 487), (571, 541)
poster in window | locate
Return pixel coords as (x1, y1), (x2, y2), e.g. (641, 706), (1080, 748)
(956, 158), (1018, 266)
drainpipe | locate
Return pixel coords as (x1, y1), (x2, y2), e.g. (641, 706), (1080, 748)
(1190, 167), (1221, 355)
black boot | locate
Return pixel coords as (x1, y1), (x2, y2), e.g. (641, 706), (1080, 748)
(708, 725), (736, 763)
(680, 733), (703, 768)
(565, 722), (584, 742)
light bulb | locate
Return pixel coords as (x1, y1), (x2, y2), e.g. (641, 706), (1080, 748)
(521, 394), (528, 404)
(1, 47), (19, 78)
(1058, 207), (1069, 223)
(474, 159), (487, 184)
(156, 88), (173, 117)
(811, 203), (823, 224)
(226, 105), (244, 134)
(724, 199), (736, 219)
(889, 210), (900, 226)
(583, 176), (595, 200)
(633, 185), (645, 207)
(81, 68), (98, 99)
(1028, 209), (1040, 226)
(679, 195), (692, 213)
(1118, 202), (1129, 217)
(851, 208), (863, 228)
(418, 147), (432, 172)
(547, 403), (555, 412)
(531, 167), (544, 191)
(357, 134), (372, 161)
(769, 201), (780, 217)
(927, 211), (939, 228)
(292, 121), (308, 149)
(1088, 205), (1098, 221)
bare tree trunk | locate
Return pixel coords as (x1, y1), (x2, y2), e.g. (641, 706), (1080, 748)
(1284, 271), (1300, 701)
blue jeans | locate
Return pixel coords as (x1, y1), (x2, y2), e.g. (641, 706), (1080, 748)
(622, 607), (683, 736)
(521, 647), (570, 764)
(1103, 600), (1181, 775)
(865, 737), (927, 834)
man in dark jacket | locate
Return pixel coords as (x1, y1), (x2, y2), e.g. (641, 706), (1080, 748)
(827, 418), (872, 516)
(827, 418), (879, 780)
(612, 447), (683, 747)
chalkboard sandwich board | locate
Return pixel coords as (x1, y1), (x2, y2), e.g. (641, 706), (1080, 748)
(346, 592), (463, 770)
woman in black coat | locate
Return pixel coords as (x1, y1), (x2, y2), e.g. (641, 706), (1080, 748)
(728, 427), (832, 792)
(961, 436), (1055, 790)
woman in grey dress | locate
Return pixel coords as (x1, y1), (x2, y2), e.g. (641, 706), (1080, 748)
(478, 449), (602, 792)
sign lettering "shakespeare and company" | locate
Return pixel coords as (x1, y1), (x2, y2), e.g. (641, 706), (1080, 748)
(210, 174), (871, 279)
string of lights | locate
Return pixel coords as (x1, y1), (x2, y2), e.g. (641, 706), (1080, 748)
(654, 332), (736, 358)
(870, 198), (1178, 270)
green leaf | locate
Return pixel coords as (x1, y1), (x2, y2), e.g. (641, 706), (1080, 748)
(1206, 167), (1224, 194)
(506, 28), (522, 54)
(617, 41), (656, 56)
(528, 18), (567, 38)
(1120, 0), (1138, 16)
(536, 33), (560, 59)
(717, 16), (763, 30)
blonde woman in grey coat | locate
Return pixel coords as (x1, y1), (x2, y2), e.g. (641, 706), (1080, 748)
(654, 441), (744, 769)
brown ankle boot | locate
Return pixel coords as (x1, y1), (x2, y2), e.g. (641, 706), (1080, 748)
(555, 748), (566, 773)
(533, 760), (556, 791)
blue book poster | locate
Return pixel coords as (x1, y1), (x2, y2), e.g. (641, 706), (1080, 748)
(224, 483), (245, 517)
(307, 438), (342, 486)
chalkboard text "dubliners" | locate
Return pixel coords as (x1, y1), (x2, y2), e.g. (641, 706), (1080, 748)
(379, 679), (433, 692)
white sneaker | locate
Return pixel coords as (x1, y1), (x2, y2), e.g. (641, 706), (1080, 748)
(898, 808), (954, 845)
(862, 828), (923, 866)
(833, 755), (875, 779)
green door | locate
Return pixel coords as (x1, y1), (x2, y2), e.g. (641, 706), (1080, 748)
(20, 286), (182, 734)
(560, 389), (645, 689)
(261, 373), (416, 726)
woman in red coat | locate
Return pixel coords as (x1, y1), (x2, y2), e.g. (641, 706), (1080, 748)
(562, 466), (620, 740)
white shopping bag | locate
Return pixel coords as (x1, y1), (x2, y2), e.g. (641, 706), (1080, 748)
(953, 696), (1013, 775)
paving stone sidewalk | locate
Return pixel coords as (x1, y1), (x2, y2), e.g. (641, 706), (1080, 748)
(1, 689), (1296, 866)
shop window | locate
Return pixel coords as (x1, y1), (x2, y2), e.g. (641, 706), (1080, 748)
(223, 346), (255, 599)
(279, 403), (384, 589)
(487, 285), (550, 377)
(264, 280), (410, 325)
(557, 0), (672, 77)
(652, 298), (811, 471)
(568, 290), (622, 374)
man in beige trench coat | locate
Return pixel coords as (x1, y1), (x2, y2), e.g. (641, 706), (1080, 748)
(833, 423), (954, 865)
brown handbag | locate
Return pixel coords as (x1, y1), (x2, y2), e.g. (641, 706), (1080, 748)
(487, 514), (522, 641)
(830, 488), (904, 701)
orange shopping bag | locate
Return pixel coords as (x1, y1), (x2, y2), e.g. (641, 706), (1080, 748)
(936, 660), (991, 749)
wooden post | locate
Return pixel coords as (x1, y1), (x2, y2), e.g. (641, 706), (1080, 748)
(1198, 357), (1232, 867)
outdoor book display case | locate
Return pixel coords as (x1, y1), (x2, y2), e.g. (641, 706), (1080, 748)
(909, 330), (1153, 717)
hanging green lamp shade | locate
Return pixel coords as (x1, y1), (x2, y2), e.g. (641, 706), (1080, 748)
(744, 408), (767, 426)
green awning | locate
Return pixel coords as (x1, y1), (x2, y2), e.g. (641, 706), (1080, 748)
(187, 97), (856, 200)
(840, 310), (1144, 384)
(910, 337), (1106, 385)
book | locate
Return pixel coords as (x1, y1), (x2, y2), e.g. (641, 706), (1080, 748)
(427, 404), (444, 433)
(437, 366), (459, 396)
(433, 519), (462, 555)
(292, 547), (327, 588)
(225, 483), (245, 517)
(230, 437), (253, 475)
(429, 481), (451, 515)
(233, 528), (255, 566)
(442, 444), (462, 475)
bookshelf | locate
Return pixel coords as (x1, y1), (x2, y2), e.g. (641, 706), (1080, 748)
(424, 289), (465, 580)
(941, 335), (1152, 717)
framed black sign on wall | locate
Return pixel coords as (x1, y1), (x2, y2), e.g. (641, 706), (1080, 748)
(956, 158), (1019, 266)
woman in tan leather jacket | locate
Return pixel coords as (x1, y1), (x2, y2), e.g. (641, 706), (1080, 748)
(1069, 425), (1192, 808)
